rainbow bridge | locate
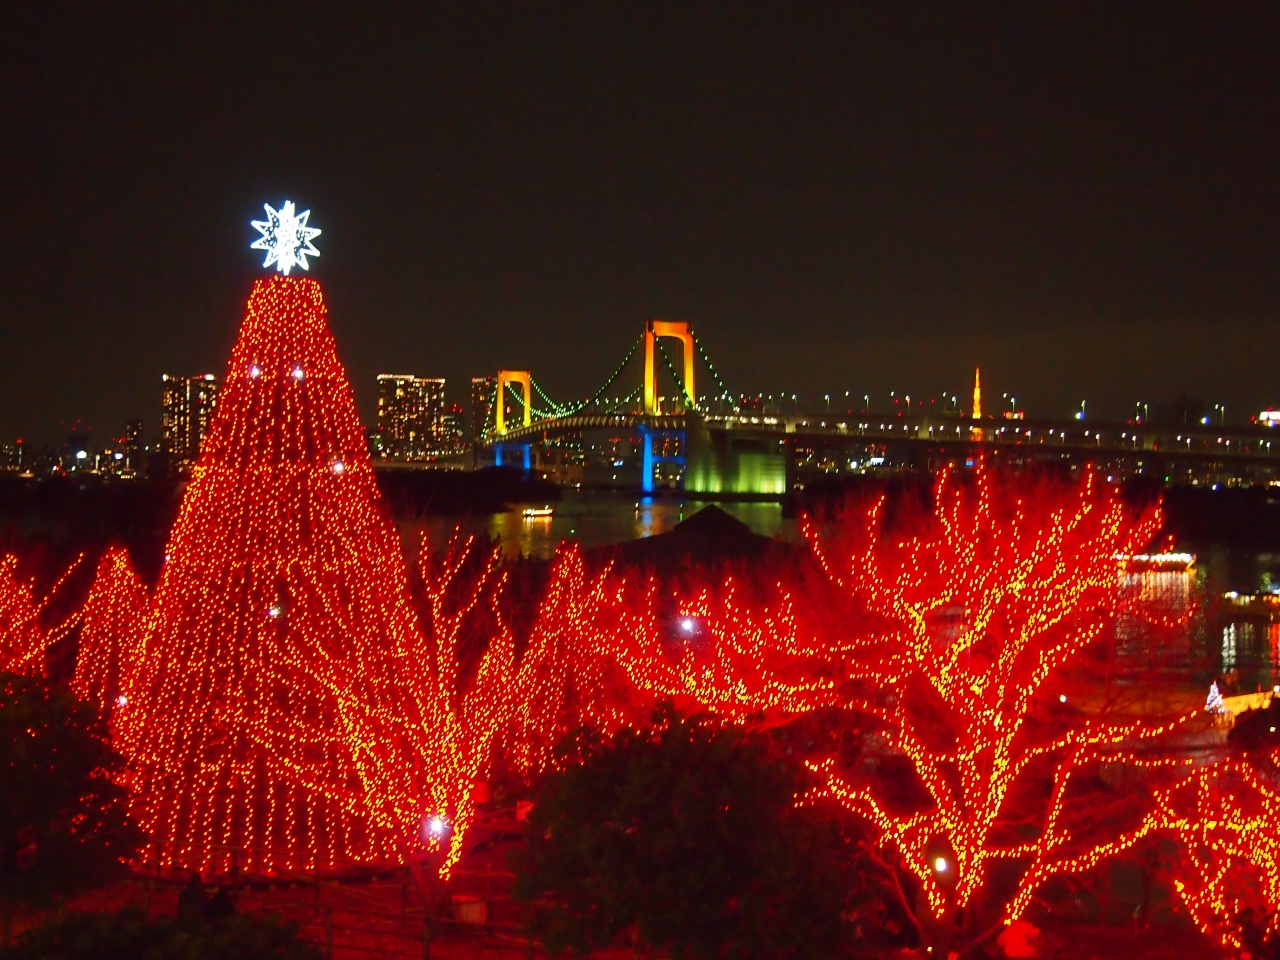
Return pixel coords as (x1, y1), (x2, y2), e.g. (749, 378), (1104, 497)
(477, 320), (1280, 494)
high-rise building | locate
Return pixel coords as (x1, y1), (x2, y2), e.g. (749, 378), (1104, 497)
(376, 374), (446, 459)
(439, 403), (466, 454)
(0, 439), (22, 472)
(124, 418), (144, 452)
(112, 418), (146, 476)
(162, 374), (219, 465)
(471, 376), (496, 447)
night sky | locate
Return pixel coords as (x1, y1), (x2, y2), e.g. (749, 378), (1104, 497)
(4, 4), (1280, 444)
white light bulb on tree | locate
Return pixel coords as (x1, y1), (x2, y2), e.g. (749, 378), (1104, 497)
(250, 200), (321, 275)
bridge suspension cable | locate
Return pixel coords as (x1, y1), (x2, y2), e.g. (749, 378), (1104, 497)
(506, 384), (561, 421)
(580, 335), (643, 412)
(691, 330), (733, 401)
(529, 377), (576, 417)
(601, 385), (641, 413)
(520, 335), (645, 421)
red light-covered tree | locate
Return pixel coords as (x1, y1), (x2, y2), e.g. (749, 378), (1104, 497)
(408, 530), (515, 876)
(407, 536), (658, 876)
(799, 473), (1175, 940)
(535, 470), (1193, 954)
(0, 555), (49, 675)
(72, 547), (148, 710)
(0, 553), (83, 676)
(1040, 751), (1280, 954)
(110, 275), (432, 876)
(1162, 754), (1280, 952)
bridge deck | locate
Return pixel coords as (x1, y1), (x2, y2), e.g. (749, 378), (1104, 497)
(483, 412), (1280, 464)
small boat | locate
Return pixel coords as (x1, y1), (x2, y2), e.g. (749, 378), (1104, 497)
(522, 506), (554, 518)
(1115, 551), (1196, 572)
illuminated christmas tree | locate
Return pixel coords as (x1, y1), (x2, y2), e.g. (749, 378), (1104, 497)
(112, 211), (432, 875)
(72, 547), (147, 710)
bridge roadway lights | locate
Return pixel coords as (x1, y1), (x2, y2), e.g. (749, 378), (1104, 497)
(644, 320), (695, 416)
(494, 442), (531, 473)
(640, 425), (686, 493)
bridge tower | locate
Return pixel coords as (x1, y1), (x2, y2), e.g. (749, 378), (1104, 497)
(494, 370), (533, 472)
(494, 370), (532, 435)
(643, 320), (695, 415)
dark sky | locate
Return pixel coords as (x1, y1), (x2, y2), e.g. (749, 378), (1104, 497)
(4, 3), (1280, 444)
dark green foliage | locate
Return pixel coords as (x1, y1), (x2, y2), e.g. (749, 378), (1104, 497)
(0, 673), (143, 912)
(1, 907), (320, 960)
(1237, 906), (1280, 960)
(512, 705), (865, 959)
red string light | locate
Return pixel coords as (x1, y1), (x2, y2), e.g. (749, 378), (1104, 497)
(485, 469), (1199, 928)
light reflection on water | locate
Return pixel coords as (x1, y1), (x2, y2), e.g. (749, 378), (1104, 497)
(1117, 565), (1280, 692)
(1115, 567), (1198, 684)
(401, 490), (795, 560)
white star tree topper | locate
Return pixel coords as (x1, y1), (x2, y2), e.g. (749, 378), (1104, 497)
(250, 200), (322, 275)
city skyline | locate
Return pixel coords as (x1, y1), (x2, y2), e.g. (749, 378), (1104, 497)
(5, 6), (1280, 443)
(5, 353), (1276, 454)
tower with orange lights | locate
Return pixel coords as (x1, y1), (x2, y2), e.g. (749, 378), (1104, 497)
(970, 367), (983, 440)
